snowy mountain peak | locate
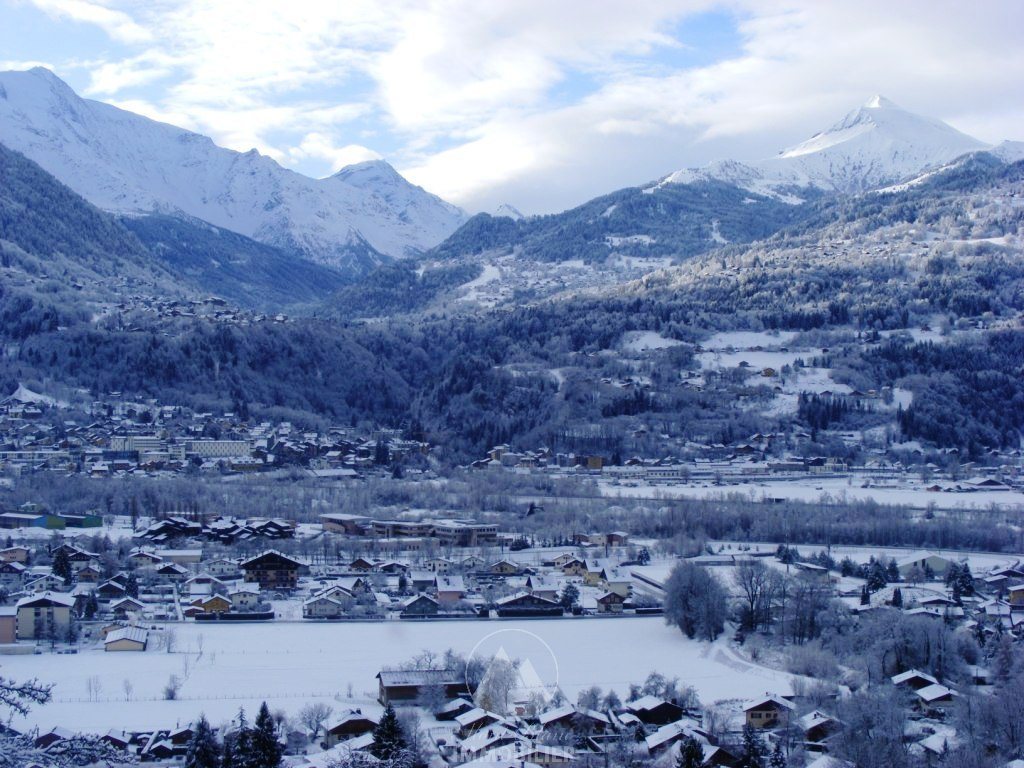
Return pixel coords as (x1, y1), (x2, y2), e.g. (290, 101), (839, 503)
(331, 159), (404, 188)
(0, 68), (467, 273)
(660, 95), (992, 198)
(864, 94), (896, 110)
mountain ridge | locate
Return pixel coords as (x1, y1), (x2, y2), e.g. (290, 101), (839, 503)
(0, 67), (468, 277)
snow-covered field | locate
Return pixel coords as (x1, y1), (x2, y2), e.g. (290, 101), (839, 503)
(699, 331), (798, 351)
(2, 618), (802, 735)
(697, 348), (804, 372)
(621, 331), (684, 352)
(599, 476), (1024, 510)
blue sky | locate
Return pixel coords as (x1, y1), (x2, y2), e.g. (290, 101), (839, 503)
(2, 0), (1023, 214)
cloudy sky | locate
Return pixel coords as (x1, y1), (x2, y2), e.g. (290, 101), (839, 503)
(2, 0), (1022, 214)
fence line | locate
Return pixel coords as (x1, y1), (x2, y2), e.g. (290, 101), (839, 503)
(55, 690), (343, 704)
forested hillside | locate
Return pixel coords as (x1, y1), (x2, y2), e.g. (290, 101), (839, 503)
(434, 180), (817, 264)
(122, 214), (350, 312)
(1, 143), (1022, 463)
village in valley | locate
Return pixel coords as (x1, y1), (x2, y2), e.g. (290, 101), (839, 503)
(1, 389), (1024, 768)
(0, 471), (1022, 768)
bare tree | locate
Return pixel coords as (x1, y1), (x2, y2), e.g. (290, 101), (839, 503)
(85, 676), (102, 702)
(163, 674), (182, 700)
(298, 702), (333, 740)
(734, 560), (781, 632)
(474, 654), (518, 715)
(122, 678), (133, 702)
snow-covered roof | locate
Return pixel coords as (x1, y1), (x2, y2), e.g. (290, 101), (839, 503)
(459, 724), (521, 754)
(16, 591), (75, 608)
(798, 710), (836, 731)
(105, 627), (148, 645)
(627, 695), (671, 712)
(455, 708), (502, 727)
(744, 695), (795, 712)
(538, 705), (575, 725)
(915, 683), (957, 703)
(891, 669), (938, 686)
(645, 720), (701, 750)
(378, 669), (461, 687)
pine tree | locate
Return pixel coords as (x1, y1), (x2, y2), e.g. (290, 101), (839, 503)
(957, 562), (975, 596)
(769, 740), (787, 768)
(81, 592), (99, 619)
(891, 587), (903, 608)
(223, 708), (253, 768)
(251, 701), (282, 768)
(124, 572), (139, 599)
(677, 735), (704, 768)
(738, 725), (766, 768)
(185, 714), (221, 768)
(52, 548), (72, 585)
(866, 559), (887, 592)
(371, 703), (408, 761)
(945, 562), (961, 588)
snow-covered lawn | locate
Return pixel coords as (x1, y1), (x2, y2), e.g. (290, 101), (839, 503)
(2, 618), (803, 735)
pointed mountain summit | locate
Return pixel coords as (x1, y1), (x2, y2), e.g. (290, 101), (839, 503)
(0, 68), (467, 275)
(658, 95), (990, 197)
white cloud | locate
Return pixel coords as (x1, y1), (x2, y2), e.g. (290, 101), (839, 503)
(17, 0), (1024, 213)
(0, 59), (55, 71)
(286, 136), (382, 176)
(31, 0), (153, 43)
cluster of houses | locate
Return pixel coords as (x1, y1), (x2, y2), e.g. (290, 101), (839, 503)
(136, 515), (298, 545)
(295, 673), (854, 768)
(0, 389), (427, 478)
(471, 437), (1022, 492)
(841, 551), (1024, 636)
(0, 530), (653, 642)
(299, 549), (646, 621)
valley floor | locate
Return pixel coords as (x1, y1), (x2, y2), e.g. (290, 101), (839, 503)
(2, 616), (803, 736)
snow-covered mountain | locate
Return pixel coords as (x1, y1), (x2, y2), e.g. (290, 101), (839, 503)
(0, 67), (467, 274)
(656, 96), (991, 199)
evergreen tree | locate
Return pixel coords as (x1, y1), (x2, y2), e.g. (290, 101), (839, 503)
(185, 714), (221, 768)
(677, 735), (704, 768)
(371, 703), (407, 762)
(223, 708), (253, 768)
(124, 572), (139, 599)
(52, 548), (72, 585)
(957, 562), (975, 596)
(944, 562), (961, 589)
(769, 740), (786, 768)
(866, 559), (887, 592)
(737, 725), (766, 768)
(251, 701), (282, 768)
(559, 583), (580, 611)
(885, 559), (900, 583)
(891, 587), (903, 608)
(83, 592), (99, 619)
(221, 736), (236, 768)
